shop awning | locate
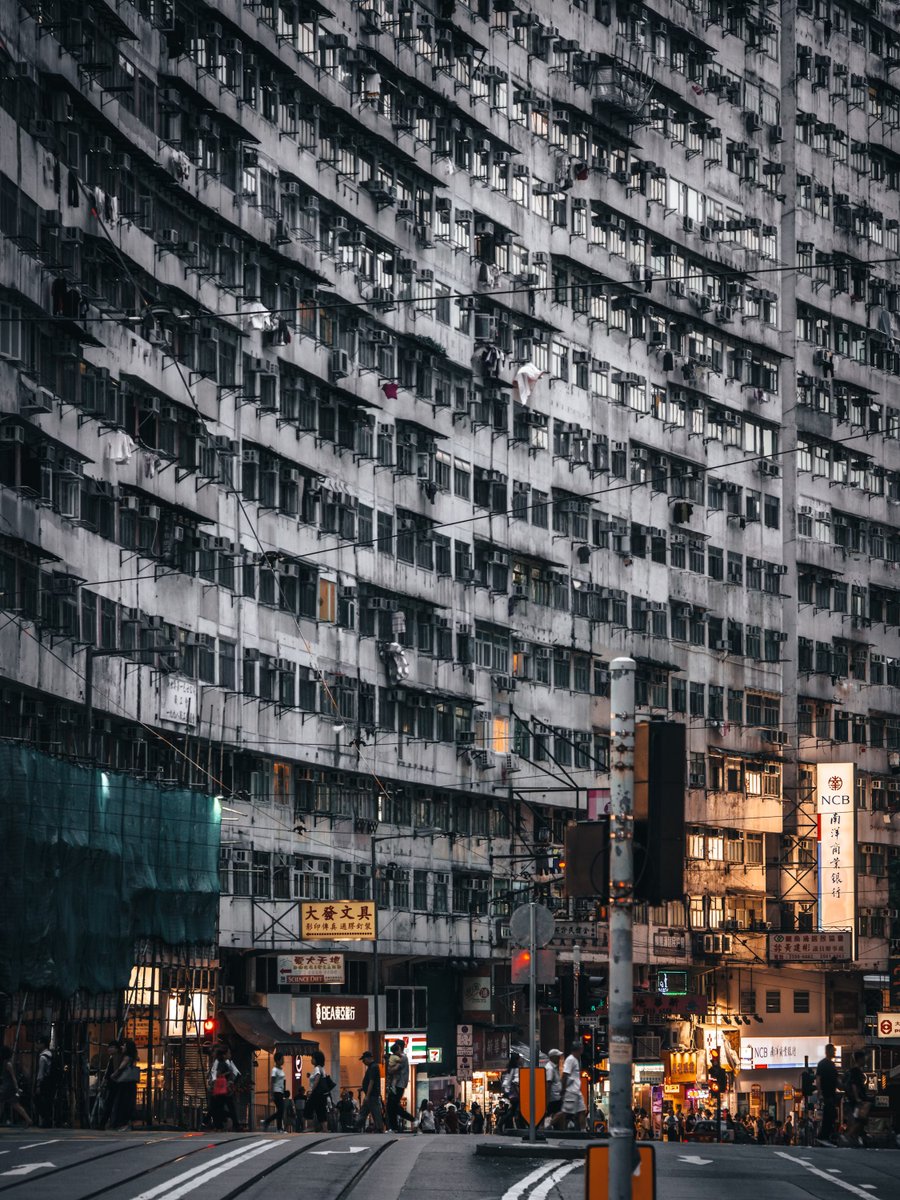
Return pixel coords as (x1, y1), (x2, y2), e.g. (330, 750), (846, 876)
(219, 1006), (318, 1054)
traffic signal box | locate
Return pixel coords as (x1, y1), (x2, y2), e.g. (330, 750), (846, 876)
(634, 721), (686, 904)
(708, 1048), (727, 1095)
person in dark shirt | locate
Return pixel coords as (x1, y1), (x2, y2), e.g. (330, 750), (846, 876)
(844, 1050), (871, 1147)
(815, 1043), (840, 1145)
(356, 1051), (384, 1133)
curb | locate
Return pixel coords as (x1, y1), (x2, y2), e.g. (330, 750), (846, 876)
(475, 1140), (606, 1160)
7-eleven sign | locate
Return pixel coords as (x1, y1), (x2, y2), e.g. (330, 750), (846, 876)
(386, 1033), (428, 1063)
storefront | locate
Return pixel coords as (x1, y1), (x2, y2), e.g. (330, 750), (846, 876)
(632, 1063), (665, 1135)
(471, 1027), (511, 1123)
(219, 1005), (318, 1128)
(737, 1036), (838, 1122)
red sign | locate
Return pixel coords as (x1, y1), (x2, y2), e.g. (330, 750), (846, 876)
(635, 993), (708, 1017)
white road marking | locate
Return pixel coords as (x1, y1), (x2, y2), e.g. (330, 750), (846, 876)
(859, 1186), (877, 1191)
(20, 1139), (61, 1150)
(529, 1161), (582, 1200)
(309, 1147), (370, 1156)
(829, 1168), (843, 1173)
(0, 1162), (56, 1177)
(775, 1151), (882, 1200)
(677, 1155), (713, 1165)
(500, 1160), (566, 1200)
(128, 1140), (278, 1200)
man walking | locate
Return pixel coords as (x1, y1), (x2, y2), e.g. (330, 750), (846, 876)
(815, 1043), (840, 1146)
(560, 1040), (587, 1131)
(35, 1038), (54, 1128)
(385, 1040), (417, 1132)
(356, 1051), (384, 1133)
(544, 1049), (563, 1128)
(844, 1050), (871, 1147)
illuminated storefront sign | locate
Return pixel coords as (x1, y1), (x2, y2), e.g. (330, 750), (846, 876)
(816, 763), (856, 956)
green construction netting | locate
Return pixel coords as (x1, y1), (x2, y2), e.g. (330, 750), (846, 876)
(0, 744), (221, 996)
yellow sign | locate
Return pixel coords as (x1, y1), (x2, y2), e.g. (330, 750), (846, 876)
(585, 1145), (656, 1200)
(301, 900), (376, 940)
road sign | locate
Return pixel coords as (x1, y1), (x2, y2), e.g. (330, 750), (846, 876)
(585, 1144), (655, 1200)
(518, 1068), (547, 1127)
(457, 1023), (473, 1047)
(509, 902), (555, 949)
(457, 1052), (473, 1081)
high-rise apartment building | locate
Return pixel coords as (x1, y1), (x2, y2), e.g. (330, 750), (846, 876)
(0, 0), (898, 1127)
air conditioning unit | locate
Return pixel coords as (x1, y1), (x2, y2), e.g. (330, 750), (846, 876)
(330, 349), (351, 379)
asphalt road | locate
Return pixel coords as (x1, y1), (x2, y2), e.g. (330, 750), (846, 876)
(0, 1131), (897, 1200)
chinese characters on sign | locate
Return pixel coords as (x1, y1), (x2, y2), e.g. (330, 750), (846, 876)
(652, 931), (688, 958)
(300, 901), (376, 940)
(768, 932), (852, 963)
(277, 954), (345, 985)
(309, 997), (369, 1030)
(740, 1036), (840, 1071)
(877, 1013), (900, 1038)
(815, 763), (856, 956)
(158, 676), (198, 726)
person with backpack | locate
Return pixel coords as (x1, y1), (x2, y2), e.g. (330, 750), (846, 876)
(209, 1050), (237, 1131)
(261, 1052), (287, 1131)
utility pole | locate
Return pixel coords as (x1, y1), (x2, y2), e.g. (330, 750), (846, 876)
(528, 901), (537, 1144)
(371, 832), (379, 1059)
(608, 657), (635, 1200)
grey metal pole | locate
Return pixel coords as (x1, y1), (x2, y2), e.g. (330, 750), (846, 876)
(528, 902), (537, 1143)
(609, 657), (636, 1200)
(371, 834), (380, 1058)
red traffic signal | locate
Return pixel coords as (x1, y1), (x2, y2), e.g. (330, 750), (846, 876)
(202, 1018), (218, 1036)
(511, 949), (532, 983)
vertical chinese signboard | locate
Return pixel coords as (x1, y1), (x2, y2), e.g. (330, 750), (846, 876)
(816, 763), (856, 958)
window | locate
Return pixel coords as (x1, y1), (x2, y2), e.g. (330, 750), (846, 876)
(765, 990), (781, 1014)
(413, 870), (428, 911)
(746, 833), (764, 865)
(793, 990), (811, 1014)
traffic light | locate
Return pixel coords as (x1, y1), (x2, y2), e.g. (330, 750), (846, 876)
(580, 1029), (595, 1072)
(511, 949), (532, 983)
(579, 973), (608, 1014)
(539, 982), (561, 1012)
(634, 722), (686, 903)
(202, 1017), (218, 1037)
(708, 1048), (727, 1095)
(564, 820), (609, 899)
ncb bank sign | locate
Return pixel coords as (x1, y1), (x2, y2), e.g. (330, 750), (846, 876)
(816, 762), (856, 958)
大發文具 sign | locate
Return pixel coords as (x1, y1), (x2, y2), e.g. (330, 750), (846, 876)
(277, 954), (345, 985)
(300, 900), (376, 940)
(768, 932), (852, 963)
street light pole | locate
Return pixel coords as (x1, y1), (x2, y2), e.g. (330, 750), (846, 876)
(371, 832), (379, 1057)
(609, 657), (636, 1200)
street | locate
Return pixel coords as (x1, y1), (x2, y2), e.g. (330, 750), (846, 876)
(0, 1133), (898, 1200)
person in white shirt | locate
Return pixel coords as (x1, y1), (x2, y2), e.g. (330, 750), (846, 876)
(262, 1053), (287, 1131)
(560, 1041), (586, 1130)
(544, 1048), (564, 1127)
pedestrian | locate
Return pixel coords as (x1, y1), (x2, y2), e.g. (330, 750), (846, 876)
(418, 1098), (436, 1132)
(844, 1050), (871, 1147)
(815, 1043), (840, 1146)
(356, 1050), (384, 1133)
(783, 1116), (794, 1145)
(443, 1101), (459, 1133)
(109, 1038), (139, 1131)
(0, 1046), (31, 1127)
(34, 1037), (54, 1128)
(306, 1051), (331, 1132)
(665, 1110), (679, 1142)
(544, 1049), (563, 1128)
(262, 1052), (287, 1131)
(337, 1089), (357, 1132)
(294, 1085), (307, 1131)
(498, 1053), (522, 1131)
(283, 1091), (296, 1133)
(385, 1040), (416, 1133)
(208, 1049), (236, 1131)
(560, 1041), (586, 1131)
(470, 1099), (484, 1134)
(95, 1039), (121, 1130)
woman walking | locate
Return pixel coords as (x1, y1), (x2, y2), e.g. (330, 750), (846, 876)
(306, 1051), (330, 1132)
(0, 1047), (31, 1127)
(109, 1039), (139, 1131)
(262, 1053), (287, 1132)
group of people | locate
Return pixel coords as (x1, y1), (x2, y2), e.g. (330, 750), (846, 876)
(495, 1042), (591, 1133)
(811, 1044), (872, 1148)
(2, 1037), (127, 1131)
